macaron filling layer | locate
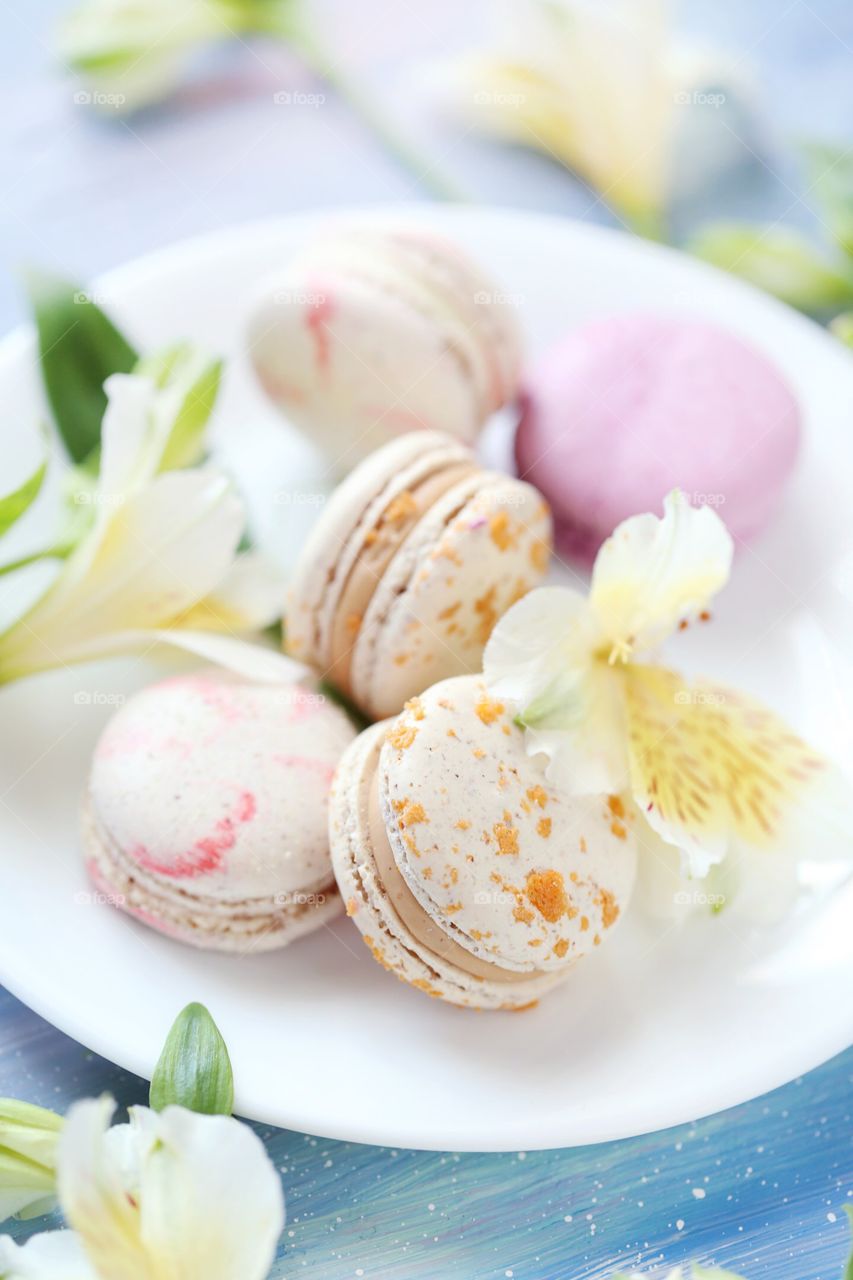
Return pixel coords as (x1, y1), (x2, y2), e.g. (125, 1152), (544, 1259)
(362, 737), (545, 984)
(325, 460), (477, 694)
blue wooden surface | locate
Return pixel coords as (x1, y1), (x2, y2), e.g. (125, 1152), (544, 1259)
(1, 986), (851, 1278)
(1, 1), (853, 1276)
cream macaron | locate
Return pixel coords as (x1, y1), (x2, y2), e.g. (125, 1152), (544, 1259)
(286, 431), (552, 721)
(82, 669), (356, 951)
(329, 675), (637, 1010)
(247, 225), (522, 468)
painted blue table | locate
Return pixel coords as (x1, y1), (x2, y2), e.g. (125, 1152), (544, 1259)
(1, 987), (850, 1278)
(1, 1), (852, 1276)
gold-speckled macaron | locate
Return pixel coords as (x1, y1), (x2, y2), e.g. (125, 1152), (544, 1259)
(329, 675), (637, 1009)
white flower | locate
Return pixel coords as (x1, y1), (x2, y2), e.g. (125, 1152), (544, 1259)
(0, 1097), (284, 1280)
(0, 371), (292, 686)
(485, 491), (852, 903)
(0, 1100), (63, 1223)
(445, 0), (735, 234)
(58, 0), (296, 114)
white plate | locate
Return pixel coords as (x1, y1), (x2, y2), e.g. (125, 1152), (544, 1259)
(0, 208), (852, 1152)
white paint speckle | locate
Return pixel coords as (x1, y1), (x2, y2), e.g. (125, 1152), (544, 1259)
(692, 1188), (706, 1200)
(676, 1219), (685, 1231)
(828, 1212), (838, 1223)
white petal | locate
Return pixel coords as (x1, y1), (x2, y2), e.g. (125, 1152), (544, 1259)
(485, 587), (627, 792)
(484, 586), (600, 709)
(98, 374), (158, 507)
(523, 658), (629, 795)
(0, 1231), (95, 1279)
(174, 552), (284, 633)
(137, 1107), (284, 1280)
(590, 490), (733, 658)
(98, 629), (310, 683)
(0, 471), (244, 679)
(56, 1097), (147, 1280)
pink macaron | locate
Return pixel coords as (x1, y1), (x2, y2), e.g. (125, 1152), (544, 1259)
(515, 313), (801, 563)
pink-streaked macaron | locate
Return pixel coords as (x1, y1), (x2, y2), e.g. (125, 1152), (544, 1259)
(247, 225), (522, 469)
(329, 676), (637, 1010)
(515, 313), (802, 564)
(82, 670), (357, 951)
(286, 431), (552, 720)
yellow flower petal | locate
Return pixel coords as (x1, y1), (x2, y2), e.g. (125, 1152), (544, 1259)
(591, 490), (733, 660)
(624, 664), (848, 878)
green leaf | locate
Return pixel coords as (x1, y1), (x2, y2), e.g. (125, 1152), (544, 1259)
(26, 269), (138, 465)
(0, 456), (46, 539)
(689, 222), (853, 313)
(134, 342), (223, 471)
(150, 1003), (234, 1115)
(804, 143), (853, 258)
(692, 1266), (747, 1279)
(843, 1204), (853, 1280)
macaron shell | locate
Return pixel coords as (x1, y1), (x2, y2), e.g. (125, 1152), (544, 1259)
(329, 721), (565, 1009)
(84, 794), (343, 953)
(351, 476), (552, 719)
(379, 677), (637, 971)
(516, 313), (801, 562)
(88, 671), (356, 902)
(247, 227), (522, 464)
(286, 431), (473, 666)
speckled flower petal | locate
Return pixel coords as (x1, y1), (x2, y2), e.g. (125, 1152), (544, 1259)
(624, 664), (851, 879)
(590, 490), (733, 660)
